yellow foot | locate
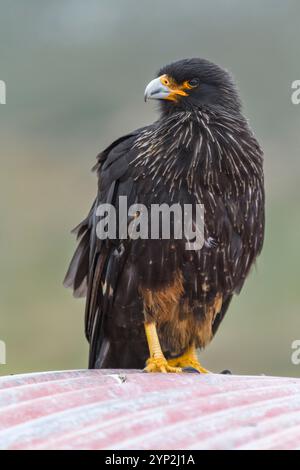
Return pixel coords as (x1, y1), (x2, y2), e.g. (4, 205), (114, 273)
(144, 357), (182, 373)
(167, 355), (210, 374)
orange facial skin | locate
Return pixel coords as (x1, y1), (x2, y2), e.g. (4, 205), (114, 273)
(159, 74), (196, 101)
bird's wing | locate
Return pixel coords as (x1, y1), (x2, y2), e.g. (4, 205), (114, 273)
(63, 127), (147, 364)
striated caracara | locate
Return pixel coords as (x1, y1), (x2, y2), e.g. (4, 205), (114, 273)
(64, 58), (265, 373)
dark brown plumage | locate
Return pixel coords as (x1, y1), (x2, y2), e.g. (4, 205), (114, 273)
(64, 58), (264, 371)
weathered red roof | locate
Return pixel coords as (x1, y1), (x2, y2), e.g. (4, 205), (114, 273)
(0, 370), (300, 450)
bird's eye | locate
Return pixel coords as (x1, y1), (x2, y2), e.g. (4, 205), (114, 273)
(161, 76), (170, 86)
(188, 78), (199, 87)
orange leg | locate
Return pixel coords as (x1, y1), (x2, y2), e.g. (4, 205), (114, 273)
(144, 322), (182, 373)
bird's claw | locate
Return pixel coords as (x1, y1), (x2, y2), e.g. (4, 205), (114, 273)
(144, 357), (182, 373)
(167, 357), (210, 374)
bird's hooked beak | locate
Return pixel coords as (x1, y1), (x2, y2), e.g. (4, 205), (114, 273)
(144, 74), (188, 102)
(144, 76), (171, 102)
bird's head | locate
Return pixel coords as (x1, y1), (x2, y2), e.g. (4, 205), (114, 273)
(144, 58), (241, 115)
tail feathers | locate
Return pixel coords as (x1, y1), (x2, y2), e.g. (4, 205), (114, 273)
(84, 252), (107, 341)
(64, 201), (97, 298)
(63, 225), (90, 298)
(87, 245), (128, 368)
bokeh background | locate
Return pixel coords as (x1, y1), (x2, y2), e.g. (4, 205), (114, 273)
(1, 0), (300, 377)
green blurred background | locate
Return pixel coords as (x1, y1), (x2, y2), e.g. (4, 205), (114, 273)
(1, 0), (299, 377)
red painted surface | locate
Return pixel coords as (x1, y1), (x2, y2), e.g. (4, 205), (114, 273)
(1, 370), (300, 450)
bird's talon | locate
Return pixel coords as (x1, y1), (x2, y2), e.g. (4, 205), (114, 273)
(144, 357), (182, 373)
(182, 367), (201, 374)
(168, 356), (210, 374)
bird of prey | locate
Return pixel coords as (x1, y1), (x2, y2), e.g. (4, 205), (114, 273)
(64, 58), (264, 373)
